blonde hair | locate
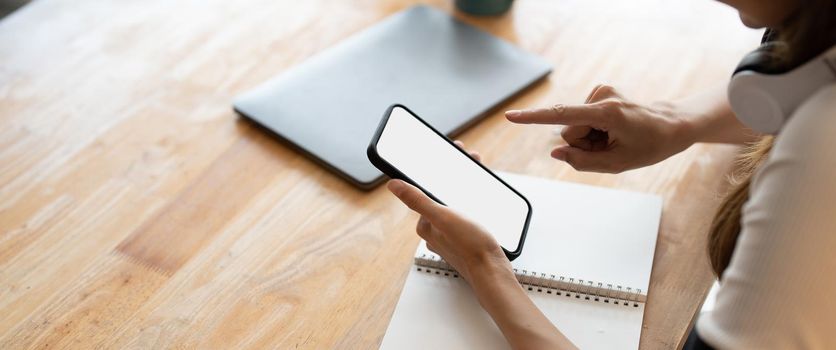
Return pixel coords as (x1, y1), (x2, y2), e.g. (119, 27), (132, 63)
(707, 137), (773, 276)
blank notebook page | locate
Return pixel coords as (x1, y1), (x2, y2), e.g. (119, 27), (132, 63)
(380, 172), (662, 349)
(502, 172), (661, 294)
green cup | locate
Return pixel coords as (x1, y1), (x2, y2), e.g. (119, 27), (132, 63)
(455, 0), (514, 16)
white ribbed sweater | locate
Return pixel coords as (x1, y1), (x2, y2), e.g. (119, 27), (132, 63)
(698, 84), (836, 349)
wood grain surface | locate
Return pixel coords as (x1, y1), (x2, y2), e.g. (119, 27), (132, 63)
(0, 0), (762, 348)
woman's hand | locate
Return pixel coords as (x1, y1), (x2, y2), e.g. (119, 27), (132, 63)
(505, 84), (697, 173)
(386, 141), (512, 282)
(386, 141), (578, 349)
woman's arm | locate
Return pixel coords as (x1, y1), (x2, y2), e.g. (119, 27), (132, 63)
(660, 84), (760, 145)
(468, 256), (578, 349)
(387, 179), (577, 349)
(505, 84), (761, 173)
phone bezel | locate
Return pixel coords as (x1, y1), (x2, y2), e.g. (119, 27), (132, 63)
(367, 104), (531, 261)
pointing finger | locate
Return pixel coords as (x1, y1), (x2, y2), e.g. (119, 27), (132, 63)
(505, 104), (610, 128)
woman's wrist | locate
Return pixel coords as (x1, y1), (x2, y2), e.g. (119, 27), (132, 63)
(465, 253), (577, 349)
(461, 247), (514, 283)
(467, 255), (521, 309)
(470, 257), (514, 282)
(653, 100), (702, 152)
(456, 246), (514, 291)
(661, 86), (759, 145)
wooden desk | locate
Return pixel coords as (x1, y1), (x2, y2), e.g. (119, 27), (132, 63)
(0, 0), (761, 348)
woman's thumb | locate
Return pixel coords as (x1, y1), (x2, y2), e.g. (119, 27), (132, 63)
(388, 180), (446, 219)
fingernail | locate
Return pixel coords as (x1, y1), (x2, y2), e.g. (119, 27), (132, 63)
(505, 110), (521, 118)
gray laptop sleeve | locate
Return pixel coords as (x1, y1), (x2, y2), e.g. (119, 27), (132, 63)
(233, 5), (551, 189)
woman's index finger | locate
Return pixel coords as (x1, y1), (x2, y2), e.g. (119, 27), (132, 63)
(505, 104), (609, 128)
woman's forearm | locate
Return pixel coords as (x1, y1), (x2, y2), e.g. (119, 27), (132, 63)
(468, 261), (578, 350)
(664, 85), (761, 145)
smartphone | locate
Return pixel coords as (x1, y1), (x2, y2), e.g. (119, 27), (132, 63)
(367, 104), (531, 260)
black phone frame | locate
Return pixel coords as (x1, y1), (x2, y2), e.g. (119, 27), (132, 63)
(367, 104), (531, 261)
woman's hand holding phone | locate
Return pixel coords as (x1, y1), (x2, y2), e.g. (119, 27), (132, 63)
(388, 141), (575, 349)
(387, 141), (513, 283)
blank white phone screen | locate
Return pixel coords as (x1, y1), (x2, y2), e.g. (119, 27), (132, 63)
(377, 106), (529, 253)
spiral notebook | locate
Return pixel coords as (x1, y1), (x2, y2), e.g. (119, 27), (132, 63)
(379, 172), (663, 349)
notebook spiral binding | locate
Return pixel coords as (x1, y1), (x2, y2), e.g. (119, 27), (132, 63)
(415, 253), (645, 307)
